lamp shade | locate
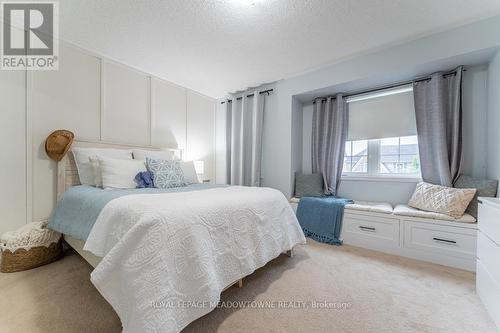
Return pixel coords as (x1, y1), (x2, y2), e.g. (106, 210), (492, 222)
(194, 160), (204, 175)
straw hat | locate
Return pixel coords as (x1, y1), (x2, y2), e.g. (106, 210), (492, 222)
(45, 130), (74, 161)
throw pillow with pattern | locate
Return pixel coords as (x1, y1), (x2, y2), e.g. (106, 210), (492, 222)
(146, 158), (187, 189)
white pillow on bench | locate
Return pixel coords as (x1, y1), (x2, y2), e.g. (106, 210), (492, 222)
(408, 182), (476, 218)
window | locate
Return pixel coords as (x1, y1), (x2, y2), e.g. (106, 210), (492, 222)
(343, 140), (368, 173)
(343, 86), (421, 178)
(380, 136), (420, 175)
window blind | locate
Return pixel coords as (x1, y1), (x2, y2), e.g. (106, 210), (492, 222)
(347, 88), (416, 141)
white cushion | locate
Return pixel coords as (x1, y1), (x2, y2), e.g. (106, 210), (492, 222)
(345, 201), (393, 214)
(72, 148), (133, 186)
(394, 204), (476, 223)
(408, 182), (476, 218)
(180, 161), (199, 184)
(98, 157), (146, 189)
(132, 149), (175, 161)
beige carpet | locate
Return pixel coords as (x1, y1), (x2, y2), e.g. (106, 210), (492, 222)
(0, 240), (495, 333)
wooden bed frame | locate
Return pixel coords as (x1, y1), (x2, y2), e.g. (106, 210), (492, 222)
(56, 140), (293, 290)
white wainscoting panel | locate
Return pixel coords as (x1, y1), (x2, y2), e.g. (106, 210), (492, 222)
(0, 70), (26, 234)
(29, 43), (101, 221)
(102, 61), (150, 146)
(187, 90), (216, 181)
(151, 78), (186, 149)
(215, 100), (228, 184)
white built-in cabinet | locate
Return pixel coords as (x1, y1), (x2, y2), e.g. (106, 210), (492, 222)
(0, 41), (216, 234)
(0, 70), (27, 235)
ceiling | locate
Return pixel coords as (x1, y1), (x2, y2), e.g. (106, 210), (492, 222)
(54, 0), (500, 98)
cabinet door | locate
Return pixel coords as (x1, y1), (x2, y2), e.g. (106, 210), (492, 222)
(102, 61), (150, 146)
(151, 78), (186, 149)
(186, 91), (215, 181)
(0, 70), (26, 233)
(29, 43), (101, 220)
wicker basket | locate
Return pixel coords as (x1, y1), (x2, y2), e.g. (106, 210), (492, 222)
(1, 240), (63, 273)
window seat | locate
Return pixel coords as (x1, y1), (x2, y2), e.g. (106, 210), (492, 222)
(289, 197), (393, 215)
(393, 204), (476, 223)
(290, 197), (477, 271)
(345, 201), (393, 214)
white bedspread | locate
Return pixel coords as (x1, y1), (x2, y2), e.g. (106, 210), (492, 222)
(83, 186), (306, 332)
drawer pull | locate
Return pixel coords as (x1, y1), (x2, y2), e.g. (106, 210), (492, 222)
(433, 237), (456, 244)
(359, 226), (376, 232)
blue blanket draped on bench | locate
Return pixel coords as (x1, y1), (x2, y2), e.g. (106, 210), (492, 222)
(296, 196), (353, 245)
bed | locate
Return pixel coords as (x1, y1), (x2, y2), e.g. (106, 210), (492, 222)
(49, 141), (306, 333)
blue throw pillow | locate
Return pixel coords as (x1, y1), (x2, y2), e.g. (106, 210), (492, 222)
(146, 158), (187, 189)
(135, 171), (155, 188)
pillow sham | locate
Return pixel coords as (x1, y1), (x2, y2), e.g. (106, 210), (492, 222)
(146, 158), (187, 189)
(294, 173), (324, 197)
(132, 149), (175, 161)
(179, 161), (200, 184)
(72, 147), (132, 186)
(408, 182), (476, 218)
(98, 157), (147, 189)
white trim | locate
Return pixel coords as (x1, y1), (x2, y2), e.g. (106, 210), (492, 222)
(342, 175), (422, 183)
(25, 70), (33, 225)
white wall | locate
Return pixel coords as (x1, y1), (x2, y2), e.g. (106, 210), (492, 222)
(0, 70), (26, 234)
(0, 40), (216, 234)
(262, 15), (500, 199)
(487, 50), (500, 193)
(298, 65), (489, 205)
(462, 65), (489, 178)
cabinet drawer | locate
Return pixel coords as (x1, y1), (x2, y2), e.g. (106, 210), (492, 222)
(343, 213), (399, 253)
(403, 220), (476, 258)
(477, 231), (500, 283)
(479, 202), (500, 245)
(476, 260), (500, 329)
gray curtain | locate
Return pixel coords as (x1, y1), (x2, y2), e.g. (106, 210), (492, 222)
(226, 91), (265, 186)
(312, 94), (348, 195)
(413, 67), (463, 187)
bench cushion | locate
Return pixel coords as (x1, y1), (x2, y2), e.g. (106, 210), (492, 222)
(394, 204), (476, 223)
(345, 201), (393, 214)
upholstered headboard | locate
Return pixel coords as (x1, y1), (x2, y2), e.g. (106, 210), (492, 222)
(56, 140), (181, 200)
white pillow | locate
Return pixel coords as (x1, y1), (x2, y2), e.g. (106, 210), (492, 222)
(180, 161), (200, 184)
(72, 148), (133, 186)
(98, 157), (146, 189)
(132, 149), (175, 161)
(408, 182), (476, 218)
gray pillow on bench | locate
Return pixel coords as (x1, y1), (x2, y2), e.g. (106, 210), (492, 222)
(454, 175), (498, 218)
(294, 173), (324, 198)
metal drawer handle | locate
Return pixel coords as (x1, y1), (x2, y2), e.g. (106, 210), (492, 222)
(433, 237), (456, 244)
(359, 226), (376, 232)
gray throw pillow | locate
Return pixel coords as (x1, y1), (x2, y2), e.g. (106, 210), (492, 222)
(294, 173), (324, 198)
(454, 175), (498, 218)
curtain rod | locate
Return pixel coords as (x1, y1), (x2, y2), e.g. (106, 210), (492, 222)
(220, 89), (274, 104)
(313, 66), (465, 103)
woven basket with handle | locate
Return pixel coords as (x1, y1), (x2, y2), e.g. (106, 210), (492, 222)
(1, 240), (63, 273)
(0, 221), (62, 273)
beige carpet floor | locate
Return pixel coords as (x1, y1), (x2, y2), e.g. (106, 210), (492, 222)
(0, 240), (495, 333)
